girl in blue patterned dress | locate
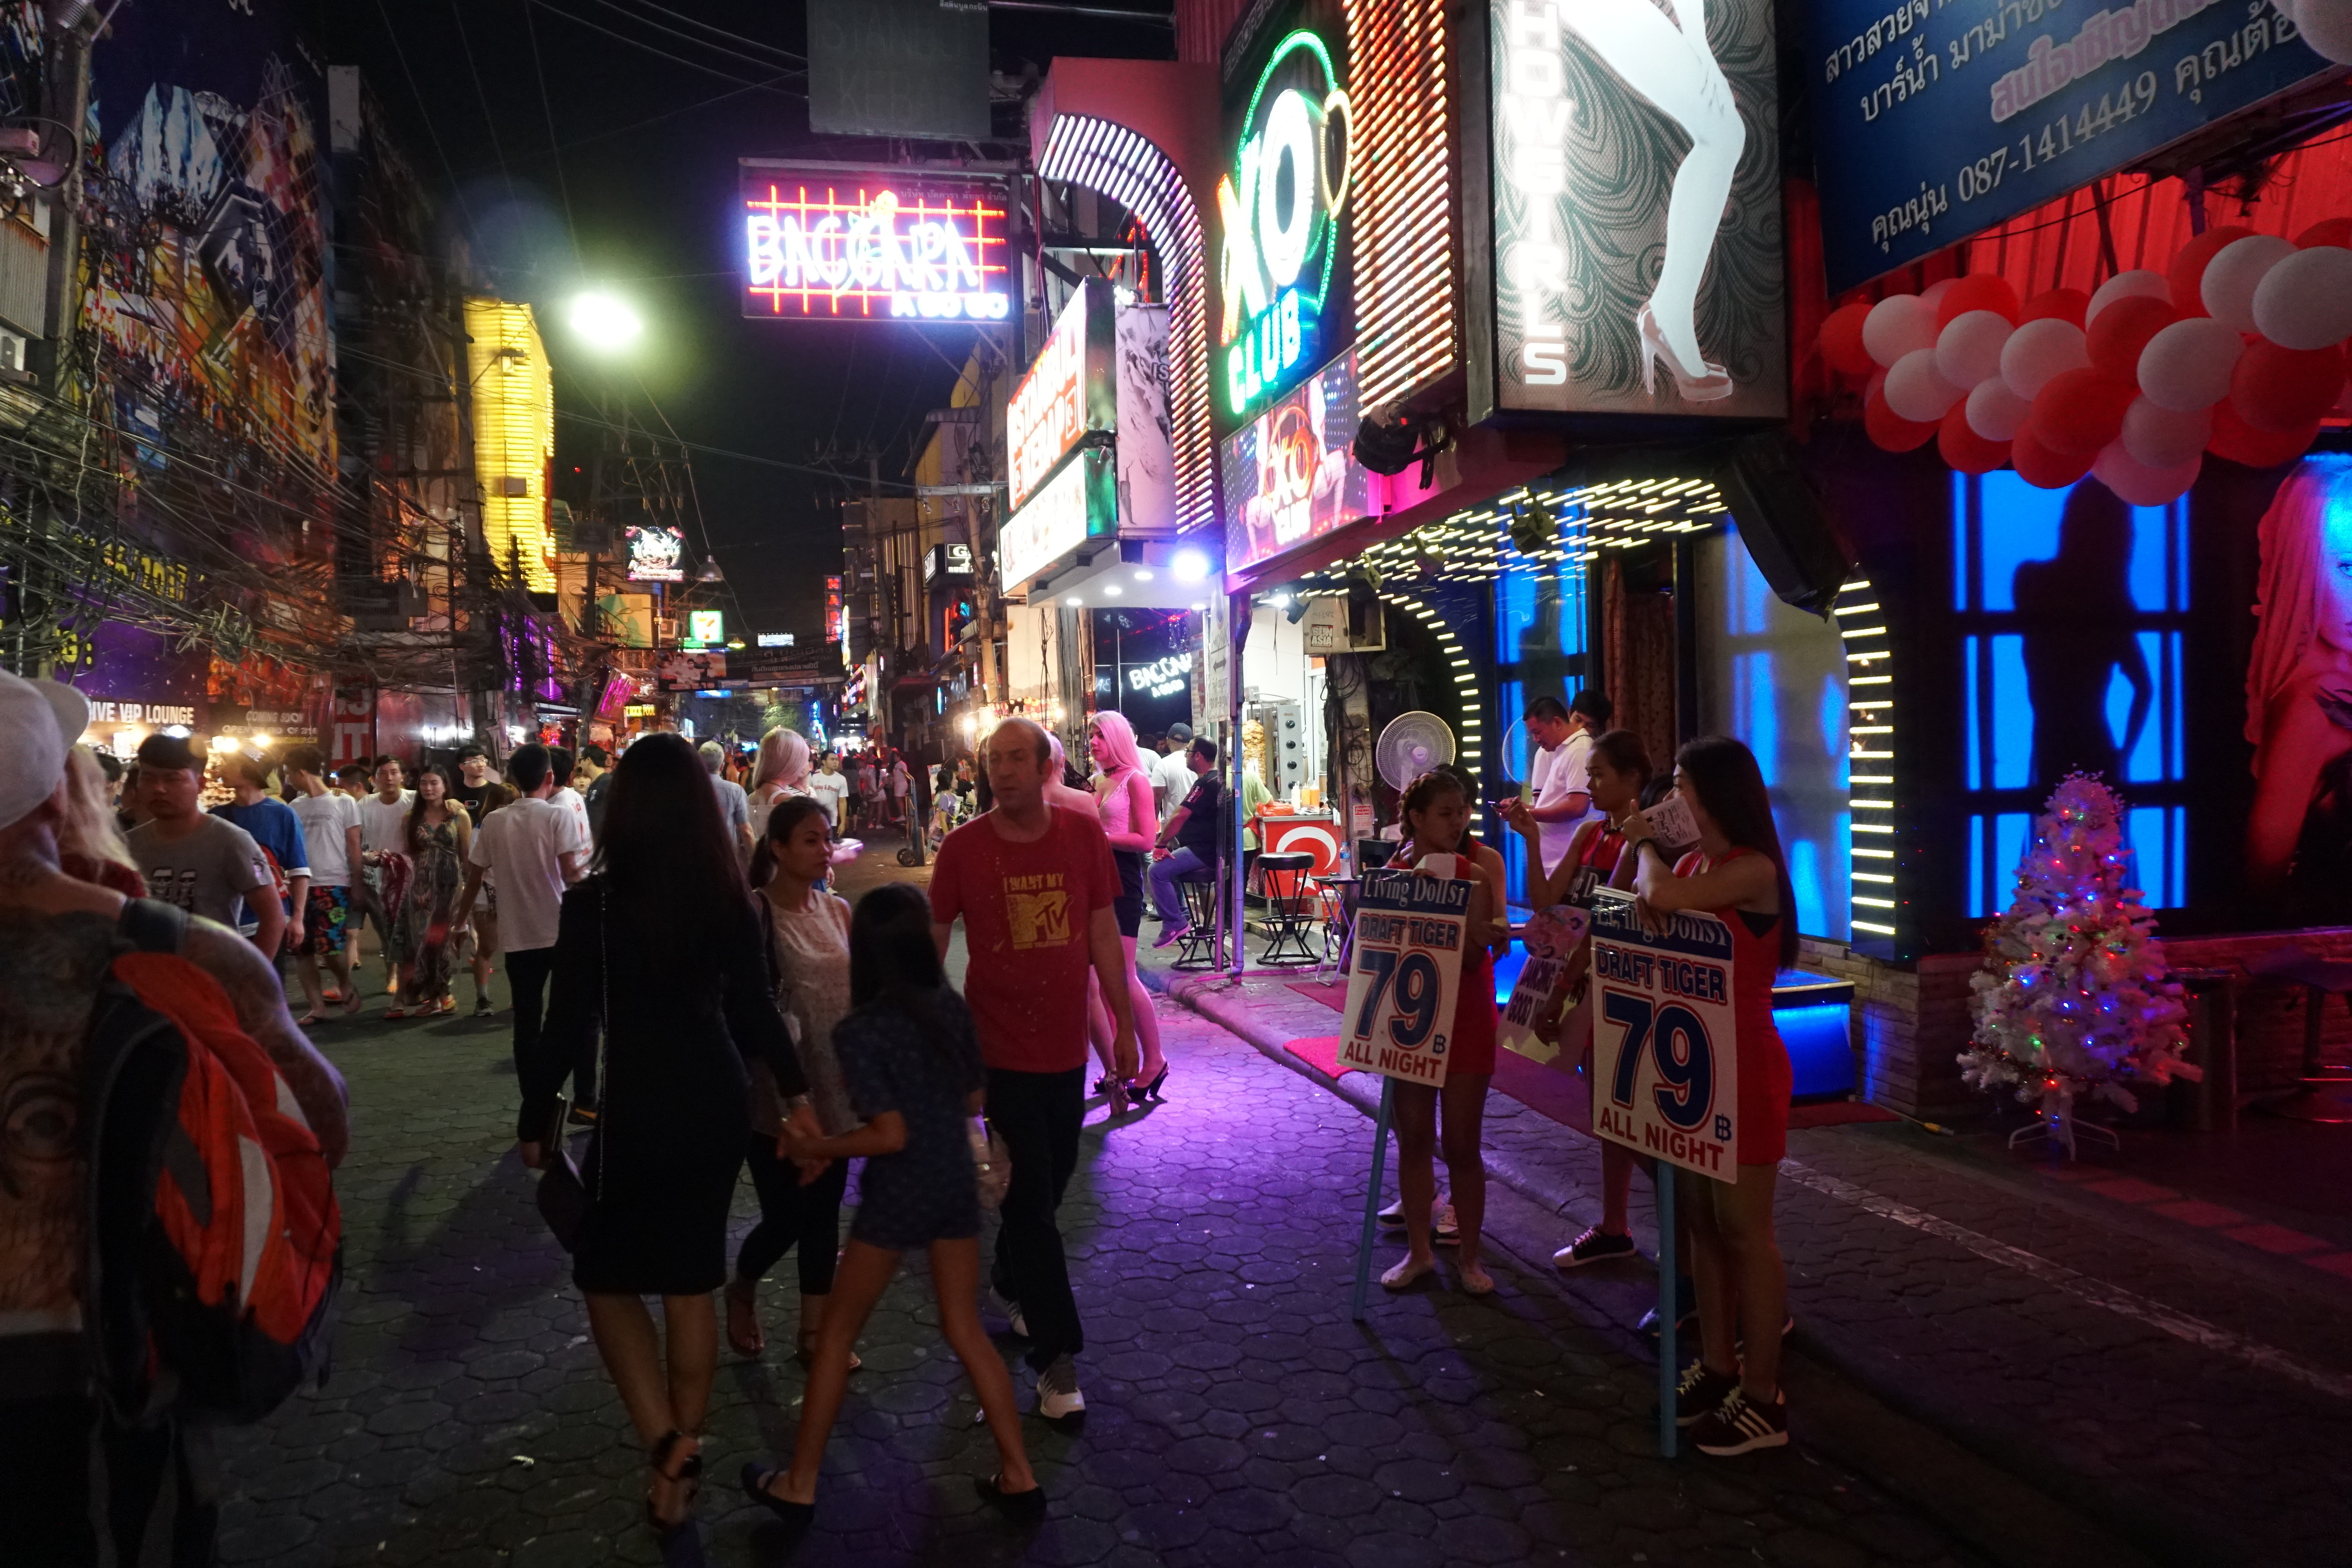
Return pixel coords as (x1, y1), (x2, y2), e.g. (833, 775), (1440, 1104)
(741, 884), (1045, 1527)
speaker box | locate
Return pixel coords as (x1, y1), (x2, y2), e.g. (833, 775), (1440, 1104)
(1714, 434), (1856, 617)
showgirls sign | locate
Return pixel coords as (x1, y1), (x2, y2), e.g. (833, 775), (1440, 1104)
(1218, 347), (1374, 577)
(739, 163), (1012, 322)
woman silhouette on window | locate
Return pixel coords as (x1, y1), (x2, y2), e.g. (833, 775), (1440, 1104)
(2013, 484), (2151, 791)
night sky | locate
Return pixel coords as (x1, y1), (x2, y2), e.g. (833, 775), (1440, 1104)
(326, 1), (1173, 641)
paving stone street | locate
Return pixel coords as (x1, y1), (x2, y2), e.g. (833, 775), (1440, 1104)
(212, 931), (2000, 1567)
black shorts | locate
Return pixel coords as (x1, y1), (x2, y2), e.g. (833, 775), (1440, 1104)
(1113, 849), (1145, 939)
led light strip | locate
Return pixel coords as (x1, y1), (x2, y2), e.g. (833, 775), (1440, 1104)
(1837, 579), (1897, 940)
(1349, 0), (1456, 413)
(1037, 113), (1214, 535)
(1312, 474), (1728, 583)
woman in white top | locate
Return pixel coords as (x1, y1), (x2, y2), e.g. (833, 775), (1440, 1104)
(729, 794), (861, 1366)
(746, 727), (813, 843)
(1081, 713), (1169, 1111)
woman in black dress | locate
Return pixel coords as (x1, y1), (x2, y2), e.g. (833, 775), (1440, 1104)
(742, 884), (1045, 1529)
(522, 733), (819, 1542)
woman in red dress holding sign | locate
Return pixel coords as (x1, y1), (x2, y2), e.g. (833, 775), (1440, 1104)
(1381, 771), (1511, 1295)
(1621, 736), (1796, 1456)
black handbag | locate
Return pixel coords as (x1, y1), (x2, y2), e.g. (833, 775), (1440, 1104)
(534, 883), (610, 1252)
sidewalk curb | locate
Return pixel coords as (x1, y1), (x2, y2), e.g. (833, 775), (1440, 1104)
(1152, 968), (2172, 1568)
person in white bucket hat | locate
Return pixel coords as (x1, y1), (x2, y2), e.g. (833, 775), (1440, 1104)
(0, 667), (348, 1564)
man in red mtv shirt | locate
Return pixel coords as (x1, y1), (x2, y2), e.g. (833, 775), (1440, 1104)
(931, 716), (1136, 1422)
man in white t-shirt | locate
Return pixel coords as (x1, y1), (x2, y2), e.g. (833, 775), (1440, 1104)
(546, 746), (593, 862)
(353, 755), (415, 990)
(806, 753), (849, 831)
(1525, 691), (1613, 877)
(887, 753), (912, 831)
(286, 745), (364, 1023)
(1151, 724), (1196, 826)
(456, 744), (590, 1111)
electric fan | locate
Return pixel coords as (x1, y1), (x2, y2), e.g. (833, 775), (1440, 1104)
(1375, 711), (1456, 791)
(1499, 719), (1534, 790)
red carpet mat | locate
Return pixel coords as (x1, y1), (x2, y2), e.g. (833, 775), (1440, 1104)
(1287, 979), (1348, 1009)
(1284, 1035), (1351, 1077)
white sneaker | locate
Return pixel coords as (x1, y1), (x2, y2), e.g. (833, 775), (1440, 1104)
(1037, 1355), (1085, 1421)
(994, 1293), (1028, 1338)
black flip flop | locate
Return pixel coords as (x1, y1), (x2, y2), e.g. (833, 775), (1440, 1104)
(973, 1473), (1047, 1522)
(740, 1462), (814, 1531)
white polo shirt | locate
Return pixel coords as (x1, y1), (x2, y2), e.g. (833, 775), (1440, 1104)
(1530, 730), (1594, 876)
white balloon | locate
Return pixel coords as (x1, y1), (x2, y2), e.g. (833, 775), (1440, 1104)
(1863, 295), (1938, 367)
(2120, 397), (2212, 469)
(2251, 245), (2352, 350)
(1935, 310), (2013, 389)
(2136, 316), (2245, 410)
(1966, 377), (2032, 441)
(2000, 317), (2090, 400)
(2293, 0), (2352, 63)
(1921, 278), (1959, 314)
(2085, 269), (2171, 326)
(2093, 441), (2200, 506)
(2201, 234), (2297, 332)
(1885, 347), (1965, 422)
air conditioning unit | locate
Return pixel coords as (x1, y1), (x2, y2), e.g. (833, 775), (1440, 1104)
(655, 618), (679, 643)
(495, 476), (530, 498)
(0, 331), (25, 373)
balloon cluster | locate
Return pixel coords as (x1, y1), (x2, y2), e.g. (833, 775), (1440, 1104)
(1820, 218), (2352, 503)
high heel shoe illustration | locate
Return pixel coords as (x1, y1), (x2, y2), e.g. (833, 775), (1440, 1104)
(1637, 302), (1733, 403)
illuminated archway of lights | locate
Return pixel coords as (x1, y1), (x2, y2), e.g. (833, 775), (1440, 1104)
(1308, 474), (1728, 586)
(1837, 579), (1897, 942)
(1295, 587), (1484, 774)
(1035, 113), (1213, 536)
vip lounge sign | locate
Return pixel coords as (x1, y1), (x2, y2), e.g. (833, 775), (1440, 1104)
(1007, 280), (1117, 510)
(1338, 862), (1474, 1088)
(1587, 889), (1740, 1178)
(739, 163), (1011, 322)
(1215, 0), (1353, 434)
(1475, 0), (1787, 419)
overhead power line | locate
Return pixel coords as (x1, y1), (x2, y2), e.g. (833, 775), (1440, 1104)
(524, 0), (806, 96)
(587, 0), (805, 69)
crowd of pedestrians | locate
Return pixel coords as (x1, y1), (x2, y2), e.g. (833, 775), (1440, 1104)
(0, 674), (1810, 1562)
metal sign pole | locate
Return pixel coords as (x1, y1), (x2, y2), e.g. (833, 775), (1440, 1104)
(1349, 1077), (1397, 1322)
(1655, 1176), (1679, 1459)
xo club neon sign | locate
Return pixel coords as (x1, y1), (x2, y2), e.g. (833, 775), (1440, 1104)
(1218, 30), (1350, 421)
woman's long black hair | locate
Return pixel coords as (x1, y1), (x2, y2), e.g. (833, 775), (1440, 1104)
(405, 766), (454, 851)
(1675, 735), (1799, 967)
(749, 794), (833, 888)
(848, 882), (958, 1048)
(593, 733), (754, 963)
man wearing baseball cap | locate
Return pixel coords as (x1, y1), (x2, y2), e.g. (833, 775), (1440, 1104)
(0, 668), (348, 1563)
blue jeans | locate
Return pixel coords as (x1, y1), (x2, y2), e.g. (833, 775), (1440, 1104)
(1148, 847), (1211, 925)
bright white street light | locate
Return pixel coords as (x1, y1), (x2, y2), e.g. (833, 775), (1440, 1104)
(1170, 547), (1212, 583)
(570, 291), (643, 350)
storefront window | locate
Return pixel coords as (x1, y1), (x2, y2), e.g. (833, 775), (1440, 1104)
(1954, 473), (2188, 915)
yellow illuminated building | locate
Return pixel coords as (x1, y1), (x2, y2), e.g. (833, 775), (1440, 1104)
(463, 298), (557, 593)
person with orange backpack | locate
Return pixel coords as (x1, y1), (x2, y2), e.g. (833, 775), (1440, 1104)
(0, 669), (350, 1566)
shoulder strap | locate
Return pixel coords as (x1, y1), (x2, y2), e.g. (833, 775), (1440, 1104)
(117, 897), (189, 955)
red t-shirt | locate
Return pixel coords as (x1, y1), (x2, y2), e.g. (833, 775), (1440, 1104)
(930, 805), (1121, 1073)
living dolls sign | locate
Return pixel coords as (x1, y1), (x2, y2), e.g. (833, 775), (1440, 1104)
(1338, 862), (1474, 1088)
(1588, 888), (1740, 1178)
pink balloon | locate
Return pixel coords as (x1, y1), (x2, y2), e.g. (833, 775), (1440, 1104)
(2000, 317), (2090, 400)
(1863, 295), (1938, 367)
(2093, 441), (2200, 506)
(1965, 377), (2031, 441)
(1935, 310), (2013, 389)
(2201, 234), (2297, 333)
(2136, 316), (2245, 410)
(2120, 397), (2211, 469)
(2085, 269), (2171, 326)
(1920, 278), (1960, 315)
(1885, 347), (1964, 422)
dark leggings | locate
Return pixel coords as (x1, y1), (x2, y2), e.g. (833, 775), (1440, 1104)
(736, 1138), (848, 1295)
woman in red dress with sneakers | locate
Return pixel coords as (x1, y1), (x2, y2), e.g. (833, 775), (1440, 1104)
(1619, 735), (1796, 1457)
(1381, 770), (1511, 1295)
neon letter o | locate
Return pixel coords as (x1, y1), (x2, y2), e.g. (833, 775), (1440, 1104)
(1257, 88), (1318, 290)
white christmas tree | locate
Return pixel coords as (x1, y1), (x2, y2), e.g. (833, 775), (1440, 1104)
(1962, 774), (2196, 1154)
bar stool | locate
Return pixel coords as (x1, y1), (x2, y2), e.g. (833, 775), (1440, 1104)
(1255, 851), (1320, 967)
(1173, 873), (1226, 970)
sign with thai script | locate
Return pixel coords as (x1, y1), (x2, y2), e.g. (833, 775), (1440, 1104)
(998, 447), (1116, 593)
(1499, 903), (1591, 1064)
(1339, 860), (1474, 1088)
(1215, 0), (1353, 434)
(1588, 888), (1740, 1179)
(1008, 280), (1116, 510)
(1219, 347), (1375, 578)
(626, 524), (686, 583)
(739, 165), (1011, 322)
(1477, 0), (1786, 419)
(1807, 0), (2330, 293)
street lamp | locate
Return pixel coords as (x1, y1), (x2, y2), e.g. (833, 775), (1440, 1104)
(569, 291), (643, 352)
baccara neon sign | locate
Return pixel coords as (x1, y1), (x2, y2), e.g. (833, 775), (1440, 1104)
(739, 163), (1012, 323)
(1217, 25), (1351, 427)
